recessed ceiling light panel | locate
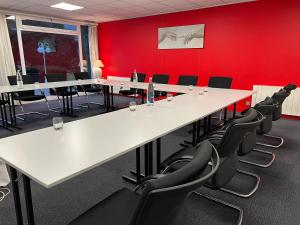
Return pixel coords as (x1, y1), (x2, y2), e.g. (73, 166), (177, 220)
(51, 2), (83, 11)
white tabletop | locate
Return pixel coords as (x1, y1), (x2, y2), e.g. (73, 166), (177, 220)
(0, 88), (253, 188)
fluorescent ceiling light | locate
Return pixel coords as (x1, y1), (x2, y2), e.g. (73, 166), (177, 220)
(6, 15), (16, 20)
(51, 2), (83, 11)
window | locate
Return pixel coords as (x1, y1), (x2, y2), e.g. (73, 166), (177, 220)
(6, 15), (84, 81)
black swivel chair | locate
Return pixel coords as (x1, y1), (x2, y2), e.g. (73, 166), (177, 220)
(152, 74), (170, 98)
(7, 75), (50, 120)
(74, 72), (103, 107)
(67, 140), (219, 225)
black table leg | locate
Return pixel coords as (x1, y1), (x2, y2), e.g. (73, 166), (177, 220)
(233, 103), (237, 118)
(207, 115), (212, 133)
(156, 138), (161, 174)
(135, 148), (141, 182)
(224, 107), (227, 124)
(9, 167), (24, 225)
(70, 93), (74, 117)
(192, 122), (197, 146)
(144, 144), (149, 176)
(110, 86), (114, 110)
(148, 142), (153, 175)
(23, 176), (35, 225)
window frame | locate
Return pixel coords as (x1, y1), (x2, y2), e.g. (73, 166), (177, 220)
(12, 15), (84, 75)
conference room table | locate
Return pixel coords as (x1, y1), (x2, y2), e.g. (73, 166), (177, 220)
(0, 83), (253, 225)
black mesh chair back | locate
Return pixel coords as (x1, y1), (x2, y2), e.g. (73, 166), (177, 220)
(133, 140), (219, 225)
(254, 97), (277, 134)
(152, 74), (170, 97)
(208, 76), (232, 89)
(7, 75), (35, 97)
(177, 75), (198, 86)
(212, 108), (261, 187)
(46, 74), (67, 95)
(271, 89), (290, 121)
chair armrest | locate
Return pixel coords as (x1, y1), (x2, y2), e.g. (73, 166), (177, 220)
(134, 174), (165, 193)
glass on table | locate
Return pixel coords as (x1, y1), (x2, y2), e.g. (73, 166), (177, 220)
(53, 117), (64, 130)
(129, 101), (137, 111)
(34, 82), (40, 88)
(188, 85), (194, 91)
(167, 93), (173, 101)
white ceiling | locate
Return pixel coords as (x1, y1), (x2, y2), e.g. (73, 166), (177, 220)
(0, 0), (256, 23)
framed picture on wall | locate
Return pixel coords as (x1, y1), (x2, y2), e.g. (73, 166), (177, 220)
(158, 24), (205, 49)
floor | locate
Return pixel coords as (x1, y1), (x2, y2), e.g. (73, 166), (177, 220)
(0, 94), (300, 225)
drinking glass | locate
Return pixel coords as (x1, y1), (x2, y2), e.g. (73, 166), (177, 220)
(189, 85), (194, 91)
(129, 101), (137, 111)
(167, 93), (173, 101)
(53, 117), (64, 130)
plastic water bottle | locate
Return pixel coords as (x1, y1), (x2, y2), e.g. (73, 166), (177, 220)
(133, 69), (138, 84)
(147, 77), (155, 105)
(16, 70), (23, 88)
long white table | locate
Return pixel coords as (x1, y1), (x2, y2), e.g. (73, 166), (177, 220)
(0, 85), (253, 225)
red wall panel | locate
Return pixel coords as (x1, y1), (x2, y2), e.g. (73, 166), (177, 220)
(98, 0), (300, 110)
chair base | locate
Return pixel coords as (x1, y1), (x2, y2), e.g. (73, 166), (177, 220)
(0, 187), (10, 202)
(239, 148), (276, 168)
(193, 192), (243, 225)
(16, 112), (49, 121)
(256, 134), (284, 148)
(220, 169), (260, 198)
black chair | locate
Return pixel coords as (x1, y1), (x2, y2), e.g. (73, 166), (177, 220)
(0, 96), (11, 131)
(165, 108), (262, 197)
(208, 76), (233, 125)
(255, 85), (296, 148)
(176, 75), (198, 95)
(119, 72), (147, 96)
(178, 75), (198, 86)
(208, 76), (232, 89)
(74, 72), (103, 107)
(67, 140), (219, 225)
(7, 75), (50, 120)
(152, 74), (170, 98)
(46, 74), (79, 112)
(238, 100), (277, 168)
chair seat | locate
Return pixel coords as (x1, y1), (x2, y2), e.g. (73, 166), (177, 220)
(14, 95), (45, 101)
(161, 146), (196, 170)
(68, 188), (140, 225)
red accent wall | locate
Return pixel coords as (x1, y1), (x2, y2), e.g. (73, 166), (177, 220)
(98, 0), (300, 110)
